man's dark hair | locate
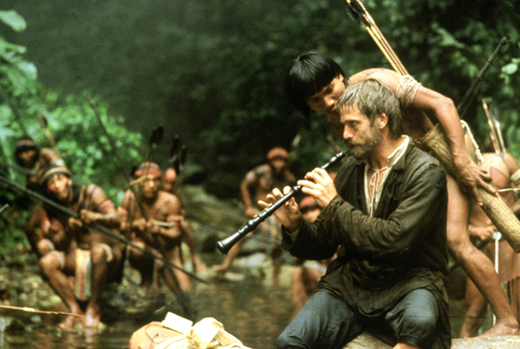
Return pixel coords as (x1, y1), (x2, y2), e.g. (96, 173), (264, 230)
(284, 52), (346, 117)
(14, 135), (39, 166)
(337, 79), (403, 139)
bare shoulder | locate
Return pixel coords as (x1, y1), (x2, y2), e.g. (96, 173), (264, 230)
(348, 68), (401, 90)
(503, 152), (520, 173)
(158, 191), (181, 211)
(120, 189), (135, 208)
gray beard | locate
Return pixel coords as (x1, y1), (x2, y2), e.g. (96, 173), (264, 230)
(349, 130), (381, 160)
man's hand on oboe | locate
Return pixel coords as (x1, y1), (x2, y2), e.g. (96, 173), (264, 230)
(299, 168), (337, 208)
(258, 186), (301, 232)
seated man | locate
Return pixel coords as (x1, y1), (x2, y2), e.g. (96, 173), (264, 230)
(118, 162), (193, 296)
(263, 80), (450, 348)
(38, 164), (124, 329)
(284, 52), (517, 336)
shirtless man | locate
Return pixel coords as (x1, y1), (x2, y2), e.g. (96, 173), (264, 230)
(118, 162), (193, 296)
(14, 136), (64, 257)
(283, 52), (518, 336)
(212, 147), (296, 288)
(37, 164), (124, 329)
(162, 167), (206, 273)
(460, 152), (520, 337)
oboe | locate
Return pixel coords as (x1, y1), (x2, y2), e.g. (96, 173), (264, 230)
(216, 151), (347, 254)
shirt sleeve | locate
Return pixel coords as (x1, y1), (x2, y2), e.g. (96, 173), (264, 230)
(281, 217), (340, 260)
(319, 162), (446, 259)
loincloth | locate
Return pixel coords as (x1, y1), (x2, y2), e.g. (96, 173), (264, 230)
(46, 242), (113, 301)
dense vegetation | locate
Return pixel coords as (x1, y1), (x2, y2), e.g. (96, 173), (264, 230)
(1, 1), (519, 201)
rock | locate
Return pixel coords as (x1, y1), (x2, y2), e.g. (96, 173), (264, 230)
(344, 332), (391, 348)
(0, 316), (25, 333)
(452, 335), (520, 348)
(343, 332), (520, 348)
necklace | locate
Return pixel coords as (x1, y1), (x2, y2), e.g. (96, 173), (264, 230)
(368, 166), (388, 216)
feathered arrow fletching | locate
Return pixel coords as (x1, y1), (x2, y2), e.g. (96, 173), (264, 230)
(148, 124), (164, 149)
(169, 134), (187, 175)
(169, 134), (181, 162)
(345, 0), (370, 27)
(38, 114), (49, 128)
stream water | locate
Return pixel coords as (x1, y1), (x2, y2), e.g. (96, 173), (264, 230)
(0, 253), (294, 349)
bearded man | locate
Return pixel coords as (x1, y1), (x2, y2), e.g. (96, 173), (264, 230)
(265, 80), (450, 348)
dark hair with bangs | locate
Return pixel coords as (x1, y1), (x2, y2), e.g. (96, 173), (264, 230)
(284, 52), (345, 117)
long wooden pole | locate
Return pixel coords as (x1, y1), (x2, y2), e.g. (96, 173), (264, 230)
(0, 304), (85, 317)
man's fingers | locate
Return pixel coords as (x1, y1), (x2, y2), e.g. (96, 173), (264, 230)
(472, 187), (484, 207)
(479, 180), (498, 196)
(258, 200), (269, 209)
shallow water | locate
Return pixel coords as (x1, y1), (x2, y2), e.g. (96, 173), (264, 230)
(0, 253), (293, 349)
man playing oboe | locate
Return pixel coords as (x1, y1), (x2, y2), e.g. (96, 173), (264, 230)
(261, 80), (450, 348)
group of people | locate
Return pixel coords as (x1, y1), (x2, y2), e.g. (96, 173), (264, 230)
(257, 52), (520, 348)
(12, 137), (204, 329)
(8, 50), (520, 349)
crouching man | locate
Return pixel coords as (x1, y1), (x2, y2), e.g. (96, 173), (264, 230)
(262, 80), (451, 348)
(38, 164), (124, 329)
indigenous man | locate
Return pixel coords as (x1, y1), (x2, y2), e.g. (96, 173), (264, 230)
(264, 80), (450, 348)
(14, 136), (64, 257)
(460, 152), (520, 337)
(162, 167), (206, 273)
(284, 51), (518, 336)
(212, 147), (296, 288)
(38, 164), (124, 329)
(118, 162), (194, 296)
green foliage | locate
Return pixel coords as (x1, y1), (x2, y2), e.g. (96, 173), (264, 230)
(0, 10), (26, 32)
(2, 1), (520, 198)
(0, 10), (144, 247)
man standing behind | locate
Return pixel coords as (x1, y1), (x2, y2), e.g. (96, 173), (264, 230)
(14, 136), (64, 256)
(212, 147), (296, 288)
(263, 80), (450, 348)
(461, 152), (520, 337)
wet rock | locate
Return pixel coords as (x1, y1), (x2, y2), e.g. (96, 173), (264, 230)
(344, 332), (391, 348)
(452, 335), (520, 348)
(0, 316), (25, 333)
(344, 332), (520, 348)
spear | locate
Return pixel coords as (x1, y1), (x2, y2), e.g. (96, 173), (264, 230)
(0, 161), (36, 176)
(457, 36), (509, 118)
(168, 134), (188, 175)
(0, 304), (85, 317)
(0, 203), (8, 215)
(37, 110), (60, 156)
(87, 97), (196, 318)
(0, 174), (206, 285)
(145, 124), (164, 162)
(482, 98), (505, 154)
(345, 0), (408, 75)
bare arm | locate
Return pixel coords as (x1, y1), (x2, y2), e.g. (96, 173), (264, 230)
(240, 170), (258, 217)
(353, 68), (495, 203)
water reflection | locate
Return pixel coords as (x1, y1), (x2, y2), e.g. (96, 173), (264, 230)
(1, 253), (293, 349)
